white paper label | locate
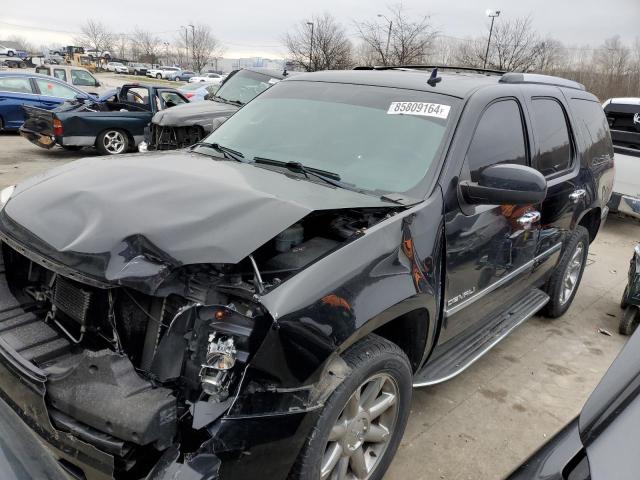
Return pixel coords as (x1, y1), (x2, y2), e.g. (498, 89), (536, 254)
(387, 102), (451, 119)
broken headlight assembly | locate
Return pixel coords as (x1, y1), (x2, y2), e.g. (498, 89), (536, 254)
(200, 334), (237, 399)
(0, 185), (15, 209)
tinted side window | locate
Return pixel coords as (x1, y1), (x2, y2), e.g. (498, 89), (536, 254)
(530, 98), (572, 176)
(467, 99), (527, 181)
(570, 98), (615, 159)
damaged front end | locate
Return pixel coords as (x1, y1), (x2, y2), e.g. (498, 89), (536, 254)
(0, 197), (397, 479)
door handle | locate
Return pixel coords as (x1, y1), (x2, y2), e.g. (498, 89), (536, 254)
(569, 189), (586, 203)
(517, 211), (541, 230)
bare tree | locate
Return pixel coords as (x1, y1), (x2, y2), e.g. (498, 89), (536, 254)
(75, 20), (114, 55)
(131, 28), (161, 64)
(285, 13), (353, 71)
(186, 24), (224, 73)
(6, 35), (35, 54)
(115, 34), (130, 60)
(355, 4), (437, 66)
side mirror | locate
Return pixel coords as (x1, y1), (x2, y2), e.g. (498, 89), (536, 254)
(75, 94), (87, 102)
(460, 163), (547, 205)
(95, 81), (101, 87)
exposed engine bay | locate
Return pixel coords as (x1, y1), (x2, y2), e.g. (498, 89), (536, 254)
(0, 207), (391, 479)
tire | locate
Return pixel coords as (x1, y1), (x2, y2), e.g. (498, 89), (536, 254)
(134, 70), (139, 76)
(620, 306), (640, 336)
(156, 73), (162, 79)
(621, 285), (630, 309)
(96, 129), (129, 155)
(542, 225), (590, 318)
(7, 51), (14, 57)
(293, 334), (412, 480)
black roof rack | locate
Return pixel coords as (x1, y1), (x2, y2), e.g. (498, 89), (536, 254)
(499, 72), (585, 91)
(353, 64), (506, 75)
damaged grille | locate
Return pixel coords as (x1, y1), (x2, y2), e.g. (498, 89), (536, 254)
(148, 124), (205, 150)
(54, 276), (93, 325)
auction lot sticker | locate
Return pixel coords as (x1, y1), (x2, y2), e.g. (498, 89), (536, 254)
(387, 102), (451, 119)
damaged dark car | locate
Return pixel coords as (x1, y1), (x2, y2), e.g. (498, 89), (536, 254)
(146, 68), (287, 150)
(0, 67), (613, 480)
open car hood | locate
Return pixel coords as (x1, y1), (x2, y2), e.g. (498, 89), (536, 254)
(152, 99), (239, 127)
(0, 152), (390, 289)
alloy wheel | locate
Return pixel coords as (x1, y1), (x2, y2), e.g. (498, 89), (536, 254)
(320, 373), (399, 480)
(102, 131), (126, 154)
(560, 241), (584, 305)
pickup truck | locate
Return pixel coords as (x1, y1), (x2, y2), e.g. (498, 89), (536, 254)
(0, 68), (613, 480)
(603, 97), (640, 219)
(19, 83), (189, 154)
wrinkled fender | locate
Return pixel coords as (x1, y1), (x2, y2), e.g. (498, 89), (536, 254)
(242, 188), (445, 401)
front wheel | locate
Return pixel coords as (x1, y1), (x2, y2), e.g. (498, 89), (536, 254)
(96, 129), (129, 155)
(293, 335), (412, 480)
(7, 51), (14, 57)
(543, 226), (590, 318)
(156, 73), (162, 79)
(620, 306), (640, 335)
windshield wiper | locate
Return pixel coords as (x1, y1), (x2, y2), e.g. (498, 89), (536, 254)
(253, 157), (357, 189)
(192, 142), (245, 162)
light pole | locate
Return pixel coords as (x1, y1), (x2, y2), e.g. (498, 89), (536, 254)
(180, 26), (189, 67)
(483, 9), (500, 69)
(306, 21), (314, 72)
(189, 24), (195, 70)
(163, 42), (170, 65)
(377, 14), (393, 65)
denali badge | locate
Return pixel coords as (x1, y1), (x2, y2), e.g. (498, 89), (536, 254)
(447, 287), (477, 307)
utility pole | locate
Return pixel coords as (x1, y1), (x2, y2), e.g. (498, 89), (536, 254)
(483, 9), (501, 69)
(181, 26), (189, 68)
(189, 24), (195, 71)
(163, 42), (169, 65)
(377, 14), (393, 65)
(306, 21), (314, 72)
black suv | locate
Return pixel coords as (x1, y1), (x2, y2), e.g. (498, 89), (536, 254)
(0, 67), (614, 480)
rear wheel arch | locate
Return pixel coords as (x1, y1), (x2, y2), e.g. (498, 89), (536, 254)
(577, 207), (602, 244)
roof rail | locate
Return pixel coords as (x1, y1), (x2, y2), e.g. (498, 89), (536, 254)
(499, 73), (585, 91)
(353, 64), (506, 75)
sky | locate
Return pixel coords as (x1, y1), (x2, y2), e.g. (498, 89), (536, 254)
(1, 0), (639, 58)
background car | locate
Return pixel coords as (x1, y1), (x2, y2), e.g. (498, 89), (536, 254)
(106, 62), (128, 74)
(0, 45), (17, 57)
(147, 66), (181, 79)
(188, 72), (223, 84)
(128, 63), (150, 76)
(177, 82), (219, 101)
(0, 72), (93, 130)
(85, 50), (111, 60)
(168, 70), (196, 81)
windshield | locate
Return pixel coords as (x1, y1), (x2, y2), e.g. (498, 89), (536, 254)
(215, 69), (280, 105)
(203, 81), (456, 193)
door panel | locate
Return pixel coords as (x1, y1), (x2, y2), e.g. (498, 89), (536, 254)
(524, 89), (585, 283)
(441, 96), (539, 343)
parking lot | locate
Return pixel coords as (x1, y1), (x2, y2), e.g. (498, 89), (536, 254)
(0, 130), (635, 479)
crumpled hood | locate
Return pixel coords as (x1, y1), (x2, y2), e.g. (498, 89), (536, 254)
(152, 100), (238, 128)
(1, 152), (390, 287)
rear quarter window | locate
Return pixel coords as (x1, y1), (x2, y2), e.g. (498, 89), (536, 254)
(569, 98), (615, 161)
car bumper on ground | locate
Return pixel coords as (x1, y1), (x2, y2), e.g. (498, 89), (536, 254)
(18, 127), (56, 150)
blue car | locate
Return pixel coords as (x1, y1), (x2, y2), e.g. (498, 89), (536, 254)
(0, 72), (94, 131)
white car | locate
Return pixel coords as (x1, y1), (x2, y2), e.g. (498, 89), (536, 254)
(603, 97), (640, 219)
(189, 73), (224, 84)
(0, 45), (17, 57)
(147, 66), (181, 79)
(106, 62), (128, 74)
(86, 50), (111, 59)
